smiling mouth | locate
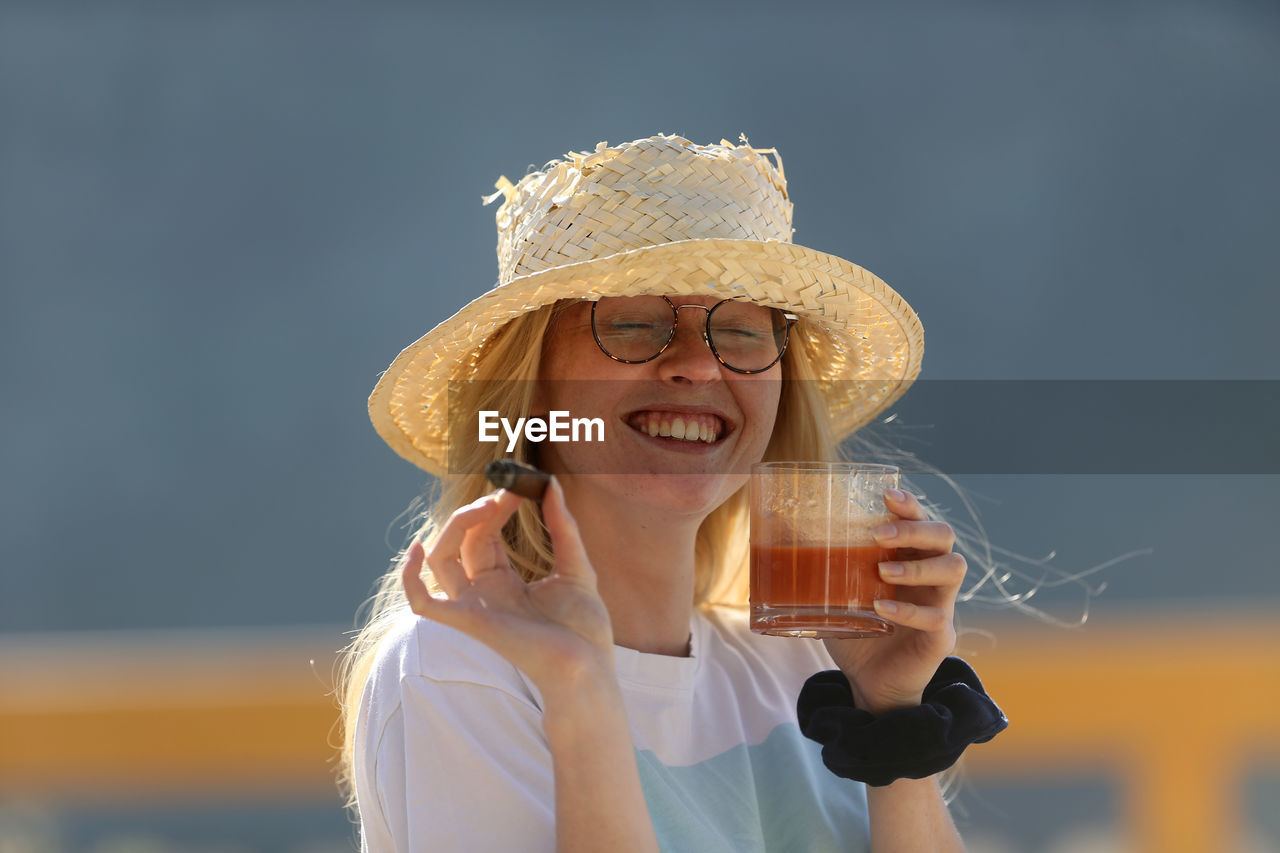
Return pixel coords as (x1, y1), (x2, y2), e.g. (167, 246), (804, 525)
(626, 410), (726, 444)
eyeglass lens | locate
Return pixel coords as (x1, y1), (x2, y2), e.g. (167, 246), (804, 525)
(592, 296), (788, 372)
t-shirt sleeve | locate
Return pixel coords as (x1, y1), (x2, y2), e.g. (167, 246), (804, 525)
(355, 616), (557, 853)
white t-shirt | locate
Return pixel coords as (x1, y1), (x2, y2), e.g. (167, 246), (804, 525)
(354, 606), (870, 852)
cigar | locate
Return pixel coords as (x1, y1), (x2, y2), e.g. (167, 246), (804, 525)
(484, 459), (551, 502)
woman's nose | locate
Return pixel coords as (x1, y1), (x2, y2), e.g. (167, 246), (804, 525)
(655, 307), (722, 382)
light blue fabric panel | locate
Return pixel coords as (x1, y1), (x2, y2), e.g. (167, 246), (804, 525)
(635, 722), (870, 853)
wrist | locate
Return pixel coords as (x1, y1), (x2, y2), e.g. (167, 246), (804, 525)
(539, 653), (626, 739)
(797, 657), (1009, 787)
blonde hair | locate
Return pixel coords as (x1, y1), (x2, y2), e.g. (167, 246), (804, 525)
(333, 304), (841, 806)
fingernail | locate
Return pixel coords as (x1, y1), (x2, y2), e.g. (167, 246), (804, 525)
(879, 561), (904, 577)
(885, 488), (905, 502)
(875, 599), (899, 614)
(874, 523), (897, 541)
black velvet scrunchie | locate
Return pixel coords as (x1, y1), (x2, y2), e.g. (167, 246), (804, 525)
(796, 657), (1008, 787)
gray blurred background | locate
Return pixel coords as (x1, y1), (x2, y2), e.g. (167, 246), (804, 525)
(2, 0), (1277, 850)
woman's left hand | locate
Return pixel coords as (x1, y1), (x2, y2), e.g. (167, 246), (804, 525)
(822, 489), (966, 716)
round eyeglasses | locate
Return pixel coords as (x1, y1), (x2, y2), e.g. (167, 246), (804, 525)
(590, 295), (797, 375)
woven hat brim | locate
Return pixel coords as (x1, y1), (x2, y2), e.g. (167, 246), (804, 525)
(370, 237), (923, 475)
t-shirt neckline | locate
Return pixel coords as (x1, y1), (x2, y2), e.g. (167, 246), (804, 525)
(610, 609), (706, 692)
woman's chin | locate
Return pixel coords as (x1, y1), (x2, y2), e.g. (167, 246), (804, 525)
(557, 471), (740, 521)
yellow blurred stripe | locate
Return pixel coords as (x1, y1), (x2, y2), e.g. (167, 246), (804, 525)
(2, 614), (1278, 852)
(963, 610), (1280, 853)
(0, 626), (345, 799)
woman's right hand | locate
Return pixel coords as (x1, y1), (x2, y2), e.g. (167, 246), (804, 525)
(403, 478), (660, 852)
(401, 477), (615, 690)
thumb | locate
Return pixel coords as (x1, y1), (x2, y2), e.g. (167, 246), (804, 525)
(542, 477), (596, 583)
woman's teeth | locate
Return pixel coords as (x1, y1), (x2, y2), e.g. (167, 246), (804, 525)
(630, 411), (723, 443)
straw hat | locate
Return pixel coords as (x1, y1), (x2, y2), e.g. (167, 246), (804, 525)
(370, 134), (923, 475)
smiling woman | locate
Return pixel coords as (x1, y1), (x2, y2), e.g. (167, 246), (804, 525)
(337, 134), (993, 852)
(532, 294), (782, 518)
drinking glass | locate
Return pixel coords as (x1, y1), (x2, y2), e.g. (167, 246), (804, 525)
(749, 462), (900, 638)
